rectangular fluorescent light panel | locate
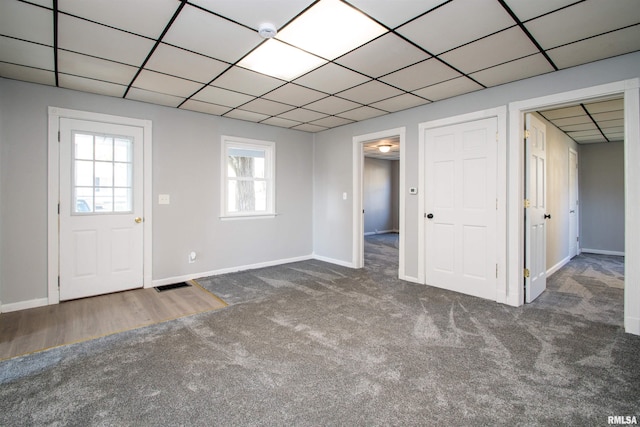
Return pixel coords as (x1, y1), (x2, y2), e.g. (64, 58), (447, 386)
(276, 0), (387, 60)
(238, 39), (327, 81)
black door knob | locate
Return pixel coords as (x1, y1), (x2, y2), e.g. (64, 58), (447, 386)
(427, 213), (434, 219)
(544, 214), (551, 219)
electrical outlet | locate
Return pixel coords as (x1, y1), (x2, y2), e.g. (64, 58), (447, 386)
(188, 251), (197, 264)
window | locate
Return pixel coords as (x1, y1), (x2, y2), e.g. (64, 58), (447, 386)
(221, 136), (275, 218)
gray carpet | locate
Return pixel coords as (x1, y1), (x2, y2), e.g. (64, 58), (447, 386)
(1, 234), (639, 426)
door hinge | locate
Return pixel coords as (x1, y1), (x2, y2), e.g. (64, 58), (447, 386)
(496, 264), (498, 278)
(524, 130), (531, 139)
(524, 268), (530, 278)
(58, 131), (60, 142)
(524, 199), (531, 208)
(57, 276), (60, 288)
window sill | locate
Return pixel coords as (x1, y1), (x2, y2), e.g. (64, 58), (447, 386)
(219, 213), (278, 221)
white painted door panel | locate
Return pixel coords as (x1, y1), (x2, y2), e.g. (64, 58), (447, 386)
(59, 118), (144, 301)
(569, 149), (579, 258)
(425, 117), (497, 300)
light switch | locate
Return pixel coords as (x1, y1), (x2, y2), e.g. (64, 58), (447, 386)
(343, 192), (348, 200)
(159, 194), (170, 205)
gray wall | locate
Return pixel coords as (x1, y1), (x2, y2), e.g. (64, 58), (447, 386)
(579, 141), (625, 253)
(313, 51), (640, 279)
(0, 78), (314, 306)
(363, 158), (399, 234)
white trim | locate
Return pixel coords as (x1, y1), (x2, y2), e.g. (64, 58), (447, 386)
(352, 127), (406, 275)
(417, 106), (507, 303)
(47, 107), (153, 302)
(568, 147), (580, 258)
(508, 78), (640, 335)
(1, 297), (49, 313)
(313, 253), (356, 268)
(547, 256), (571, 277)
(581, 248), (625, 257)
(399, 274), (421, 284)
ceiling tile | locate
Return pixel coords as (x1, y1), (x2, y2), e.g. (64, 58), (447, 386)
(293, 63), (370, 94)
(263, 83), (326, 106)
(573, 137), (605, 144)
(337, 106), (387, 121)
(568, 129), (602, 138)
(369, 93), (430, 112)
(546, 116), (590, 127)
(439, 27), (538, 74)
(346, 0), (448, 28)
(126, 87), (185, 108)
(58, 50), (137, 85)
(525, 0), (640, 49)
(337, 80), (403, 105)
(547, 25), (640, 69)
(559, 123), (598, 132)
(292, 123), (328, 133)
(584, 99), (624, 114)
(224, 109), (270, 122)
(59, 74), (126, 97)
(132, 70), (203, 98)
(310, 116), (354, 128)
(279, 108), (327, 123)
(239, 98), (294, 116)
(0, 62), (55, 86)
(303, 96), (361, 115)
(603, 131), (624, 141)
(598, 119), (625, 129)
(145, 43), (229, 84)
(0, 0), (53, 45)
(592, 111), (626, 122)
(22, 0), (52, 7)
(163, 4), (260, 64)
(540, 105), (584, 119)
(190, 0), (312, 30)
(261, 116), (301, 128)
(379, 58), (460, 92)
(58, 0), (178, 39)
(335, 33), (429, 78)
(0, 36), (54, 70)
(58, 14), (154, 66)
(396, 0), (515, 55)
(211, 66), (284, 96)
(502, 0), (578, 21)
(180, 99), (232, 116)
(192, 85), (254, 108)
(412, 76), (482, 101)
(469, 54), (555, 87)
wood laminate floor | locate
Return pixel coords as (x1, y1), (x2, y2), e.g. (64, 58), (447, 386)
(0, 281), (227, 360)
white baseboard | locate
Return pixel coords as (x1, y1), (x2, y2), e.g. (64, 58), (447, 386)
(581, 248), (625, 256)
(399, 274), (421, 284)
(547, 256), (571, 277)
(1, 297), (49, 313)
(625, 316), (640, 336)
(311, 254), (355, 268)
(151, 254), (315, 287)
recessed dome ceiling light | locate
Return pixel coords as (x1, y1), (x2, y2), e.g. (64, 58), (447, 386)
(258, 23), (277, 39)
(378, 145), (391, 153)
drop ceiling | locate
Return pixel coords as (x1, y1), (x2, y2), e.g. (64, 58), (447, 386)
(1, 0), (639, 133)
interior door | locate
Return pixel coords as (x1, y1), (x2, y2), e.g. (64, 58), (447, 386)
(59, 118), (144, 301)
(569, 148), (579, 258)
(424, 117), (497, 300)
(525, 113), (548, 303)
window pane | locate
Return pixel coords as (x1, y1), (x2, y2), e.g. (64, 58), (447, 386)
(75, 187), (94, 213)
(114, 188), (132, 212)
(227, 180), (267, 213)
(95, 136), (113, 161)
(75, 160), (94, 187)
(74, 133), (94, 160)
(95, 161), (113, 187)
(114, 162), (132, 187)
(227, 148), (266, 179)
(114, 138), (132, 162)
(95, 188), (113, 212)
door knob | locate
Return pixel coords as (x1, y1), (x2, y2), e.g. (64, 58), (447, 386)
(427, 213), (434, 219)
(570, 210), (575, 213)
(134, 217), (143, 223)
(544, 214), (551, 219)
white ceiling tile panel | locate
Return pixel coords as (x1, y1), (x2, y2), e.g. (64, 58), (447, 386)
(503, 0), (579, 22)
(263, 83), (326, 106)
(0, 62), (54, 85)
(335, 33), (429, 78)
(0, 36), (54, 70)
(23, 0), (52, 7)
(58, 14), (154, 66)
(58, 74), (126, 97)
(397, 0), (515, 55)
(192, 85), (254, 108)
(591, 111), (626, 122)
(369, 93), (430, 112)
(0, 0), (53, 45)
(240, 98), (295, 116)
(567, 130), (602, 138)
(469, 54), (554, 87)
(310, 116), (354, 128)
(346, 0), (448, 28)
(337, 106), (387, 121)
(211, 66), (284, 96)
(546, 116), (590, 127)
(547, 25), (640, 70)
(58, 0), (178, 39)
(293, 63), (370, 94)
(412, 76), (482, 101)
(585, 99), (624, 114)
(224, 109), (269, 122)
(559, 123), (598, 132)
(58, 50), (137, 85)
(598, 120), (625, 129)
(292, 123), (328, 132)
(180, 99), (232, 116)
(540, 105), (585, 119)
(337, 80), (403, 105)
(303, 96), (361, 115)
(261, 116), (301, 128)
(439, 27), (538, 74)
(525, 0), (640, 49)
(145, 44), (229, 84)
(126, 87), (185, 108)
(279, 108), (327, 122)
(379, 58), (460, 92)
(190, 0), (313, 30)
(163, 4), (260, 64)
(132, 70), (203, 98)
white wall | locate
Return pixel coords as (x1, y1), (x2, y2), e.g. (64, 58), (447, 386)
(0, 79), (314, 307)
(579, 141), (625, 253)
(363, 158), (399, 234)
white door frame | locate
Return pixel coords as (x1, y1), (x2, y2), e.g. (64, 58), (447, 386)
(352, 127), (405, 276)
(47, 107), (153, 305)
(418, 106), (507, 302)
(568, 147), (579, 259)
(507, 78), (640, 335)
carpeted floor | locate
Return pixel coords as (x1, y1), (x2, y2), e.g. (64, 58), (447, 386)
(1, 235), (638, 426)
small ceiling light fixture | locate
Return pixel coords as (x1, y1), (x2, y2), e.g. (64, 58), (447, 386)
(378, 144), (391, 153)
(258, 23), (277, 39)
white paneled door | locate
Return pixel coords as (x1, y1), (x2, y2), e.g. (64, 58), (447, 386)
(424, 117), (498, 300)
(525, 113), (548, 303)
(59, 118), (144, 301)
(569, 148), (579, 259)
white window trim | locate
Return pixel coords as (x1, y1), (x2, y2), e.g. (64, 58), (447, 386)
(220, 135), (276, 219)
